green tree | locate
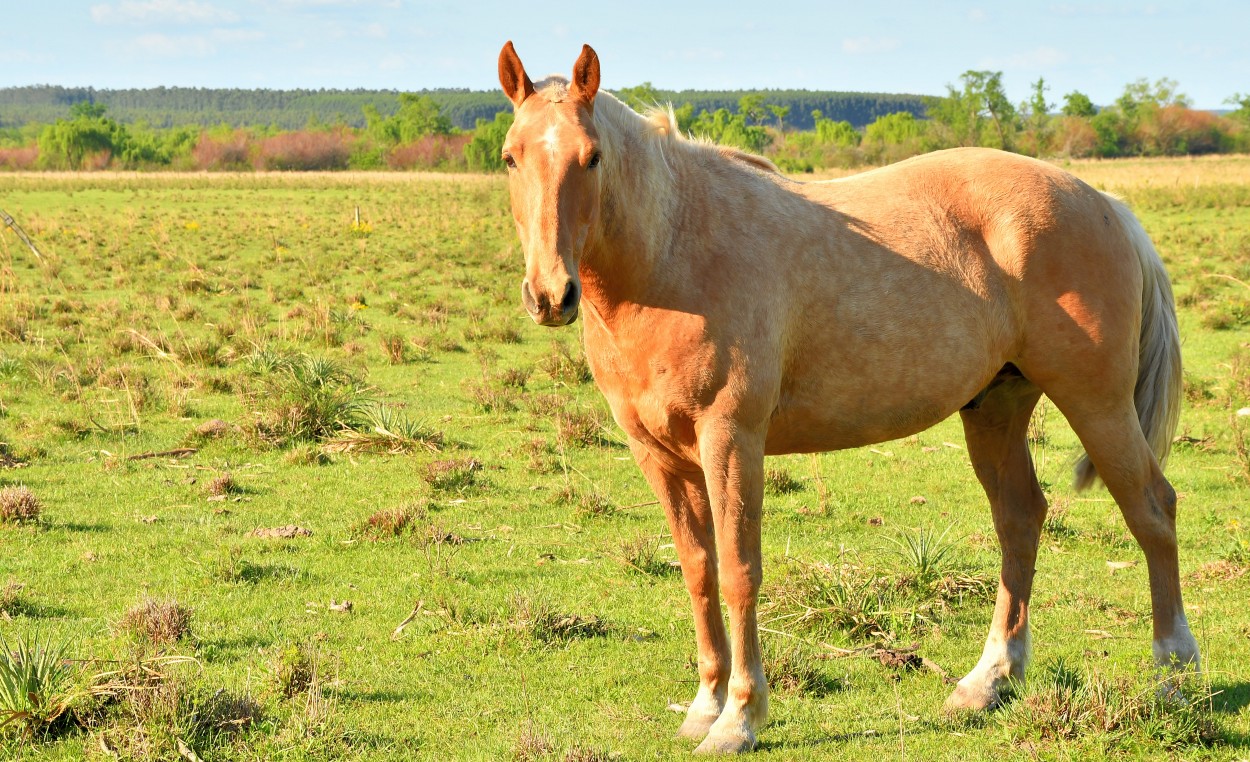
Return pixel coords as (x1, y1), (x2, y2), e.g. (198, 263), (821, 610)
(37, 102), (130, 169)
(1061, 91), (1097, 118)
(811, 110), (858, 147)
(737, 94), (768, 125)
(616, 82), (661, 113)
(930, 70), (1016, 149)
(864, 111), (923, 145)
(1226, 93), (1250, 124)
(463, 111), (514, 172)
(364, 93), (452, 146)
(690, 108), (771, 153)
(768, 104), (791, 131)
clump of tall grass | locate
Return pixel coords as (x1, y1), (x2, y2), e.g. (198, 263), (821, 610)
(244, 354), (369, 447)
(509, 595), (610, 645)
(117, 597), (194, 646)
(322, 402), (443, 454)
(997, 658), (1219, 752)
(888, 525), (993, 602)
(422, 458), (482, 493)
(0, 633), (83, 738)
(616, 534), (679, 578)
(0, 485), (41, 525)
(538, 341), (592, 384)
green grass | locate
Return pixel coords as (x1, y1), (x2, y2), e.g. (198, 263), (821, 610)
(0, 168), (1248, 760)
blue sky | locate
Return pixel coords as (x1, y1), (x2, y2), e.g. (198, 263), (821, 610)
(3, 1), (1247, 109)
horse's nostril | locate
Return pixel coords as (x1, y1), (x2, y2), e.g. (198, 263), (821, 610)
(560, 281), (580, 314)
(521, 281), (539, 315)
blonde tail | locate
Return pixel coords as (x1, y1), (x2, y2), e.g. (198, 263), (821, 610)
(1074, 196), (1182, 491)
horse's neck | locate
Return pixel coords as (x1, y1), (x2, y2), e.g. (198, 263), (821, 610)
(580, 130), (711, 321)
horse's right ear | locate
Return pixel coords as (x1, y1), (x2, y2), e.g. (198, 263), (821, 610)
(498, 41), (534, 109)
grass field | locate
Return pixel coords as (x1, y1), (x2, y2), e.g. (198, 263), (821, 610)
(1, 156), (1248, 760)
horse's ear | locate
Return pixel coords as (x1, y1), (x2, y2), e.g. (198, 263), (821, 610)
(498, 40), (534, 109)
(570, 44), (600, 109)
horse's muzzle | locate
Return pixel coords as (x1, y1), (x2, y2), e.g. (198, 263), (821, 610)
(522, 279), (580, 327)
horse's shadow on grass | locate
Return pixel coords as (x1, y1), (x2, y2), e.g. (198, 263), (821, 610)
(1212, 680), (1250, 716)
(59, 521), (111, 533)
(328, 687), (409, 704)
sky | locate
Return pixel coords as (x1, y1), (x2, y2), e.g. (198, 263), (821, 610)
(2, 1), (1247, 109)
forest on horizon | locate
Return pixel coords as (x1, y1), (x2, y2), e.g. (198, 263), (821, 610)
(0, 85), (930, 133)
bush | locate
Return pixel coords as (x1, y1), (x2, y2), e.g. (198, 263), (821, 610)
(256, 130), (351, 171)
(193, 130), (252, 170)
(388, 133), (471, 170)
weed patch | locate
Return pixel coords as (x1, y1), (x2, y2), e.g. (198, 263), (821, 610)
(0, 485), (41, 524)
(117, 597), (194, 646)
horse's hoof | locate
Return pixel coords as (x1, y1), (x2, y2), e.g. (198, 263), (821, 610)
(693, 727), (756, 754)
(943, 681), (996, 713)
(676, 710), (720, 741)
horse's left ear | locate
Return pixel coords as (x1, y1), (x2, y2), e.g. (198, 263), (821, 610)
(570, 44), (600, 109)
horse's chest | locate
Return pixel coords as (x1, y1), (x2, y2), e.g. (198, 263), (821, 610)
(585, 326), (718, 465)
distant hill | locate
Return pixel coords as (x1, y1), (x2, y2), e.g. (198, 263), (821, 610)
(0, 85), (932, 131)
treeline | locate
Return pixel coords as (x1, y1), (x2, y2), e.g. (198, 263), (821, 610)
(767, 74), (1250, 171)
(0, 85), (924, 132)
(1, 74), (1247, 173)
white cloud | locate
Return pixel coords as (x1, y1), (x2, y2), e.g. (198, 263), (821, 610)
(117, 27), (264, 58)
(967, 8), (988, 22)
(841, 37), (901, 55)
(131, 32), (212, 56)
(91, 0), (239, 24)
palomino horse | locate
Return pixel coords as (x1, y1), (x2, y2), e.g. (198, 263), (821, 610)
(496, 41), (1199, 753)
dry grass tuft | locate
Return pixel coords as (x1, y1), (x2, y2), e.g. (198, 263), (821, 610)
(510, 595), (610, 645)
(764, 467), (804, 495)
(762, 642), (844, 697)
(555, 408), (611, 448)
(422, 457), (482, 492)
(117, 597), (194, 646)
(0, 485), (42, 524)
(354, 502), (429, 540)
(513, 721), (555, 761)
(205, 473), (240, 497)
(616, 534), (679, 577)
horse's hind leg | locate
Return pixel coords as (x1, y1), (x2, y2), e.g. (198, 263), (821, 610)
(945, 376), (1049, 712)
(1050, 401), (1199, 672)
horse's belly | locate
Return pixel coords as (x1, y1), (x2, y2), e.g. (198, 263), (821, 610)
(763, 355), (997, 454)
(764, 398), (955, 454)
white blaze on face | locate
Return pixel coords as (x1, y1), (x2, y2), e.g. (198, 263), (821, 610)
(541, 123), (560, 161)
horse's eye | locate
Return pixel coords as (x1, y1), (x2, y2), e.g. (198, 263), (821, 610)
(588, 152), (602, 169)
(503, 153), (517, 169)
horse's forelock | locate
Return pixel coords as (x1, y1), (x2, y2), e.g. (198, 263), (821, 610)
(533, 75), (571, 102)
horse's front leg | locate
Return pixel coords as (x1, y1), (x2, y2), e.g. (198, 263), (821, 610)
(693, 421), (768, 754)
(629, 441), (730, 740)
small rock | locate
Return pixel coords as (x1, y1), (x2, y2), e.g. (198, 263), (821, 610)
(909, 496), (927, 505)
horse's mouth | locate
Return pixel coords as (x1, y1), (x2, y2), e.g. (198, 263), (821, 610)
(534, 305), (578, 327)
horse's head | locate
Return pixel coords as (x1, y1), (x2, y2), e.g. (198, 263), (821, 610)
(498, 41), (601, 327)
